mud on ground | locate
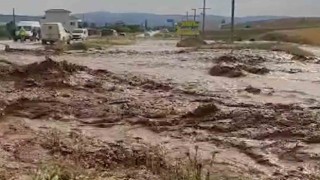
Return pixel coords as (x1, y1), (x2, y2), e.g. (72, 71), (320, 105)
(1, 40), (320, 179)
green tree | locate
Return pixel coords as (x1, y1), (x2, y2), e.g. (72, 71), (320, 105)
(90, 23), (96, 28)
(5, 21), (15, 38)
(82, 22), (89, 28)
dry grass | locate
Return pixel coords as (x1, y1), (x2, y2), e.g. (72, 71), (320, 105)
(33, 129), (246, 180)
(230, 18), (320, 30)
(259, 28), (320, 45)
(205, 29), (271, 41)
(32, 162), (100, 180)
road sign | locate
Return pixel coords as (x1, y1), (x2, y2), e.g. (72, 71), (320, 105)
(167, 19), (174, 23)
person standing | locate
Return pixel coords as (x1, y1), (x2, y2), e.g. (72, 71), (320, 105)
(32, 28), (37, 41)
(19, 27), (26, 42)
(37, 28), (41, 40)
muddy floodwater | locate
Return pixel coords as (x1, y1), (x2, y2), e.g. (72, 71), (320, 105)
(1, 39), (320, 179)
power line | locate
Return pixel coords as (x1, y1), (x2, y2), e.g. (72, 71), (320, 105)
(12, 8), (16, 25)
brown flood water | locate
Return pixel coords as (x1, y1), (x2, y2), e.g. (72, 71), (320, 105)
(1, 39), (320, 179)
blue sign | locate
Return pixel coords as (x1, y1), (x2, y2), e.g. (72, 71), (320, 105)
(167, 19), (174, 23)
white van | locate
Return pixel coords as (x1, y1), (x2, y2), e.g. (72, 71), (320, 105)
(15, 21), (41, 41)
(72, 29), (88, 40)
(41, 22), (72, 44)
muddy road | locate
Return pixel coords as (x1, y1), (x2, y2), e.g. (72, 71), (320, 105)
(1, 39), (320, 179)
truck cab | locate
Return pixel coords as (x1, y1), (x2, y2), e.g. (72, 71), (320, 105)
(72, 29), (88, 40)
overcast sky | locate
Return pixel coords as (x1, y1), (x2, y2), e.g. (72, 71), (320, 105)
(0, 0), (318, 17)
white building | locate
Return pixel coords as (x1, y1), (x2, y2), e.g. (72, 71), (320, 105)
(41, 9), (81, 31)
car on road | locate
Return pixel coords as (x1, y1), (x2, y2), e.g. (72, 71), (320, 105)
(72, 29), (88, 40)
(41, 22), (71, 44)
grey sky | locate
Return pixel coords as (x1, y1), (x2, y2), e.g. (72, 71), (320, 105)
(0, 0), (319, 17)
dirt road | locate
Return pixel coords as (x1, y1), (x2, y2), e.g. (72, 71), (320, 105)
(1, 39), (320, 179)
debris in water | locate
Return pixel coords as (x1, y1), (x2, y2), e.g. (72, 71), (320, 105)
(239, 65), (270, 75)
(245, 86), (261, 94)
(186, 103), (219, 117)
(209, 64), (245, 78)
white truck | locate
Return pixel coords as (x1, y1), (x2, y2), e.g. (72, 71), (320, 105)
(41, 22), (72, 44)
(72, 29), (88, 40)
(14, 21), (41, 41)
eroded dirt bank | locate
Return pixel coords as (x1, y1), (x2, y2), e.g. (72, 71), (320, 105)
(1, 40), (320, 179)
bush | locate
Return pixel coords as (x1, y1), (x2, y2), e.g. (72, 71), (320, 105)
(0, 25), (9, 39)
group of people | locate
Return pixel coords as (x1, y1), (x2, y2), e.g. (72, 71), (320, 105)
(17, 27), (41, 42)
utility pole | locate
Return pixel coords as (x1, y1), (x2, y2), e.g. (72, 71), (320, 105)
(12, 8), (16, 25)
(144, 19), (148, 31)
(191, 9), (197, 21)
(199, 0), (211, 36)
(186, 11), (189, 21)
(231, 0), (235, 43)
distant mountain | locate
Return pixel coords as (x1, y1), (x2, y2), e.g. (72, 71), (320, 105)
(74, 11), (288, 30)
(235, 16), (288, 24)
(0, 14), (41, 23)
(226, 17), (320, 29)
(0, 12), (288, 30)
(74, 11), (187, 27)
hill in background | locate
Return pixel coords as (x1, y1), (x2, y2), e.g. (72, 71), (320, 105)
(0, 14), (41, 23)
(0, 11), (288, 30)
(224, 17), (320, 30)
(208, 17), (320, 42)
(74, 11), (287, 30)
(0, 11), (300, 31)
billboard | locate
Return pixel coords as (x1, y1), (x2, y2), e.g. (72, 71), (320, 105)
(177, 21), (200, 36)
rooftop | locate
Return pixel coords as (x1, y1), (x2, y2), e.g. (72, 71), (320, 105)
(45, 9), (71, 13)
(70, 15), (81, 21)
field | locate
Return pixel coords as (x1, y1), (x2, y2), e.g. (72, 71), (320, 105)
(259, 27), (320, 45)
(205, 29), (271, 41)
(206, 17), (320, 45)
(230, 17), (320, 29)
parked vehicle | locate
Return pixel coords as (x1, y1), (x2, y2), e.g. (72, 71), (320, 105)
(41, 23), (71, 44)
(72, 29), (88, 40)
(14, 21), (41, 41)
